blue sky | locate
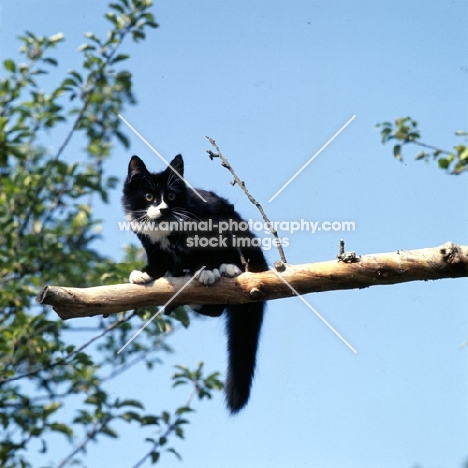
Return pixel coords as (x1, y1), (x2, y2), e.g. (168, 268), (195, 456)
(1, 1), (467, 467)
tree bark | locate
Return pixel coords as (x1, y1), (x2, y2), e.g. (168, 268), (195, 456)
(36, 242), (468, 320)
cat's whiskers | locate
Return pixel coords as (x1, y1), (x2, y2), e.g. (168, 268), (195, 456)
(127, 212), (155, 235)
(171, 209), (200, 224)
(171, 207), (200, 221)
(134, 213), (149, 223)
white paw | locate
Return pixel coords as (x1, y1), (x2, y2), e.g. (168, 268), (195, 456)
(219, 263), (242, 278)
(129, 270), (154, 284)
(196, 268), (221, 285)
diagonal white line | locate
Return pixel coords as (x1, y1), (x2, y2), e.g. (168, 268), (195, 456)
(117, 267), (206, 354)
(270, 267), (357, 353)
(268, 114), (357, 202)
(118, 113), (207, 202)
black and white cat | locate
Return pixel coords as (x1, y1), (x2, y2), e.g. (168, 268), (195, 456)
(122, 154), (268, 413)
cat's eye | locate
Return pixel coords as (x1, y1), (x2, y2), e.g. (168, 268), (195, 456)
(166, 191), (176, 201)
(145, 193), (154, 202)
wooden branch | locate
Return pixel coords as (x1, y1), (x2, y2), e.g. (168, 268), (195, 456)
(36, 242), (468, 320)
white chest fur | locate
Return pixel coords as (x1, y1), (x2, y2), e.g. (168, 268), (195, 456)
(129, 201), (173, 249)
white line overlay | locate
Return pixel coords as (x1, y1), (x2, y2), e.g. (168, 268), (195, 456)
(117, 113), (207, 202)
(270, 267), (357, 353)
(117, 267), (206, 354)
(268, 114), (357, 202)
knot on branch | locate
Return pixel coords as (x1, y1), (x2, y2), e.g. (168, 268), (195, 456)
(440, 242), (468, 273)
(249, 287), (264, 300)
(336, 239), (358, 263)
(274, 261), (286, 272)
(440, 242), (459, 263)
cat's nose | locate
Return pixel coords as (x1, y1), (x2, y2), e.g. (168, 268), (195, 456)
(160, 208), (171, 216)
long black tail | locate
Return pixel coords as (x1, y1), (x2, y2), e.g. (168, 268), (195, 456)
(224, 301), (264, 414)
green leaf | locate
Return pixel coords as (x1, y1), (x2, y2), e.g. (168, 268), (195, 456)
(132, 30), (146, 42)
(170, 307), (190, 327)
(48, 423), (73, 439)
(111, 53), (130, 64)
(84, 32), (102, 45)
(105, 12), (118, 25)
(44, 402), (61, 417)
(101, 426), (118, 438)
(115, 70), (132, 89)
(4, 59), (16, 72)
(144, 13), (159, 29)
(78, 43), (96, 52)
(453, 162), (465, 174)
(115, 398), (145, 409)
(455, 145), (468, 160)
(175, 406), (194, 415)
(437, 158), (450, 169)
(43, 57), (58, 66)
(393, 144), (402, 161)
(109, 2), (125, 14)
(162, 411), (170, 424)
(141, 415), (160, 426)
(48, 32), (64, 43)
(119, 411), (142, 423)
(70, 71), (83, 83)
(380, 127), (392, 143)
(166, 447), (182, 461)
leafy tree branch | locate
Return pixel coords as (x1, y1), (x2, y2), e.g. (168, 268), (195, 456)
(0, 2), (221, 467)
(377, 117), (468, 174)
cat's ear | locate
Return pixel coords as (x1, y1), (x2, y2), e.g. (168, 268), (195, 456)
(128, 155), (148, 180)
(169, 154), (184, 177)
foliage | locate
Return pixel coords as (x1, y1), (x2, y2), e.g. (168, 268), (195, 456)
(377, 117), (468, 174)
(0, 1), (223, 467)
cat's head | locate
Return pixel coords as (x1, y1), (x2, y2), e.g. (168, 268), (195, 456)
(122, 154), (186, 224)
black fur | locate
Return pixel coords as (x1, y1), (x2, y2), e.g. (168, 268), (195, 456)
(122, 155), (268, 413)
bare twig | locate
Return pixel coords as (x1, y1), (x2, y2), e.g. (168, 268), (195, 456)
(410, 139), (453, 156)
(235, 245), (249, 272)
(57, 416), (113, 468)
(206, 136), (288, 264)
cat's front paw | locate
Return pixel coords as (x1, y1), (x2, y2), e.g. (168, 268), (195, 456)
(196, 268), (221, 285)
(129, 270), (154, 284)
(219, 263), (242, 278)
